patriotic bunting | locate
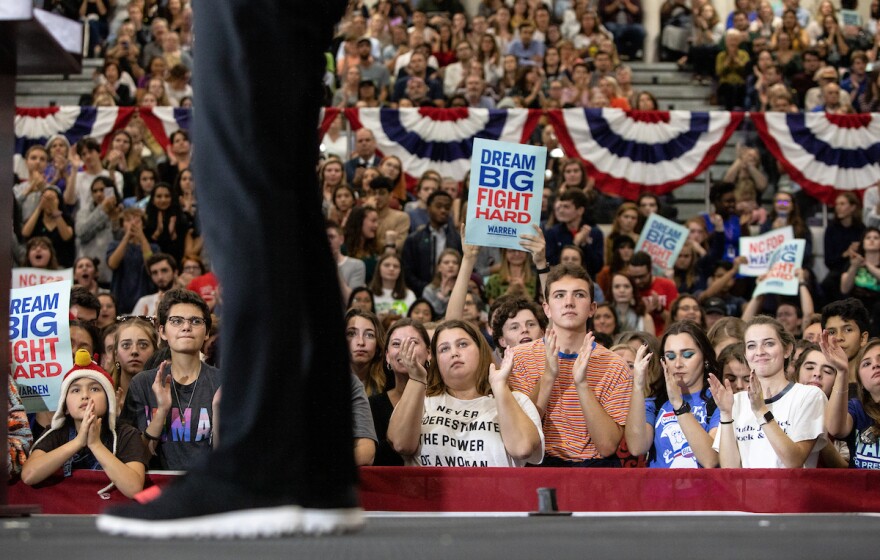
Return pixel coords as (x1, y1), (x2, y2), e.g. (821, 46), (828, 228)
(14, 107), (880, 205)
(547, 108), (744, 200)
(344, 107), (541, 186)
(14, 106), (191, 156)
(750, 112), (880, 204)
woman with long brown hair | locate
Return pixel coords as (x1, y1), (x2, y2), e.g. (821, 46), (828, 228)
(387, 319), (543, 467)
(345, 308), (387, 397)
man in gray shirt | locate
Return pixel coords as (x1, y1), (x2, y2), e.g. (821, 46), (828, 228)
(355, 38), (390, 103)
(327, 220), (366, 296)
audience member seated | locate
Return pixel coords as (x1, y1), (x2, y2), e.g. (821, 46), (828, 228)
(119, 289), (220, 471)
(710, 316), (827, 467)
(345, 129), (382, 184)
(822, 193), (866, 302)
(21, 185), (75, 268)
(388, 320), (544, 467)
(22, 350), (147, 498)
(827, 337), (880, 468)
(370, 253), (418, 317)
(716, 29), (750, 110)
(598, 0), (645, 59)
(403, 190), (462, 296)
(627, 322), (721, 467)
(681, 3), (722, 83)
(840, 228), (880, 334)
(369, 318), (431, 466)
(510, 264), (631, 467)
(507, 21), (546, 66)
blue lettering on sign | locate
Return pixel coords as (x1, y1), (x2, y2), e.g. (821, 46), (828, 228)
(9, 294), (60, 314)
(480, 149), (537, 170)
(17, 384), (51, 397)
(645, 227), (679, 250)
(779, 245), (797, 263)
(487, 225), (518, 237)
(9, 311), (58, 339)
(478, 166), (534, 192)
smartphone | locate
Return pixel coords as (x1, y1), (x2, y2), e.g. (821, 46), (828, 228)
(104, 186), (116, 198)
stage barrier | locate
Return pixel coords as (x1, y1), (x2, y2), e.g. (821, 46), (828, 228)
(8, 467), (880, 514)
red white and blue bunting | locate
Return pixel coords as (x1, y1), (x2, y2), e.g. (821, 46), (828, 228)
(14, 107), (880, 203)
(344, 107), (541, 187)
(751, 112), (880, 204)
(548, 108), (744, 200)
(15, 106), (191, 156)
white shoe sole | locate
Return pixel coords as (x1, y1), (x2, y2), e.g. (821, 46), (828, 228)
(96, 507), (364, 539)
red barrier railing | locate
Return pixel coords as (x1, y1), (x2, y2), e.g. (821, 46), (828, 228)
(8, 467), (880, 514)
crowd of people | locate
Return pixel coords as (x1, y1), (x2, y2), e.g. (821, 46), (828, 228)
(662, 0), (880, 112)
(44, 0), (880, 114)
(7, 0), (880, 490)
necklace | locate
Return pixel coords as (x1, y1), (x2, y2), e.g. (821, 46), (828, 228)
(171, 372), (200, 427)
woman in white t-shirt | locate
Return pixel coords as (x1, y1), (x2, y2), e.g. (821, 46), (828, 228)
(710, 316), (827, 468)
(387, 319), (543, 467)
(370, 253), (416, 318)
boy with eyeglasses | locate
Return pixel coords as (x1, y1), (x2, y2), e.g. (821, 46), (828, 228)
(119, 288), (220, 470)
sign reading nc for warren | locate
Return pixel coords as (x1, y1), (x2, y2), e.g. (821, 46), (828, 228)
(465, 138), (546, 251)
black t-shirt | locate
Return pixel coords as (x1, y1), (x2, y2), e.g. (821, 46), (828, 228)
(368, 392), (404, 466)
(33, 419), (149, 469)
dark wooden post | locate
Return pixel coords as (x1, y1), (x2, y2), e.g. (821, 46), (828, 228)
(1, 1), (81, 516)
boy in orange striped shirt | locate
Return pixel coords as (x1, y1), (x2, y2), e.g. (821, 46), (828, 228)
(510, 264), (632, 467)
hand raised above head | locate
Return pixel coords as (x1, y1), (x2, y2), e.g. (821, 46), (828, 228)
(519, 224), (546, 266)
(460, 223), (480, 260)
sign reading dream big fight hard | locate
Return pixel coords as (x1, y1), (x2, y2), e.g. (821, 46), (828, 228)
(753, 239), (806, 297)
(466, 138), (546, 251)
(12, 267), (73, 288)
(739, 226), (794, 277)
(635, 214), (689, 274)
(10, 281), (73, 413)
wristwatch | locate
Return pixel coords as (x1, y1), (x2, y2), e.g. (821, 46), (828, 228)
(673, 400), (691, 416)
(760, 410), (774, 427)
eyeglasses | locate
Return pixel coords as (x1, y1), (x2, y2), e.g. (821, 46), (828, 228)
(182, 265), (202, 273)
(167, 316), (206, 328)
(117, 315), (156, 325)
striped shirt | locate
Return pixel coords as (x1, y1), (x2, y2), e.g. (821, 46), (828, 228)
(510, 338), (632, 461)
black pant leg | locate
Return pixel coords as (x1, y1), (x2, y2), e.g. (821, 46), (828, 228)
(192, 0), (355, 507)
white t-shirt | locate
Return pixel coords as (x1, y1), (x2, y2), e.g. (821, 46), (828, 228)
(75, 169), (124, 210)
(406, 391), (544, 468)
(713, 382), (827, 468)
(130, 292), (160, 316)
(373, 288), (415, 317)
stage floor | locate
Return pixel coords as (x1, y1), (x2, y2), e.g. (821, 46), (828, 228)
(3, 513), (879, 559)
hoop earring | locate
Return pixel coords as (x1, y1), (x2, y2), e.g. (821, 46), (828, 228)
(115, 362), (121, 372)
